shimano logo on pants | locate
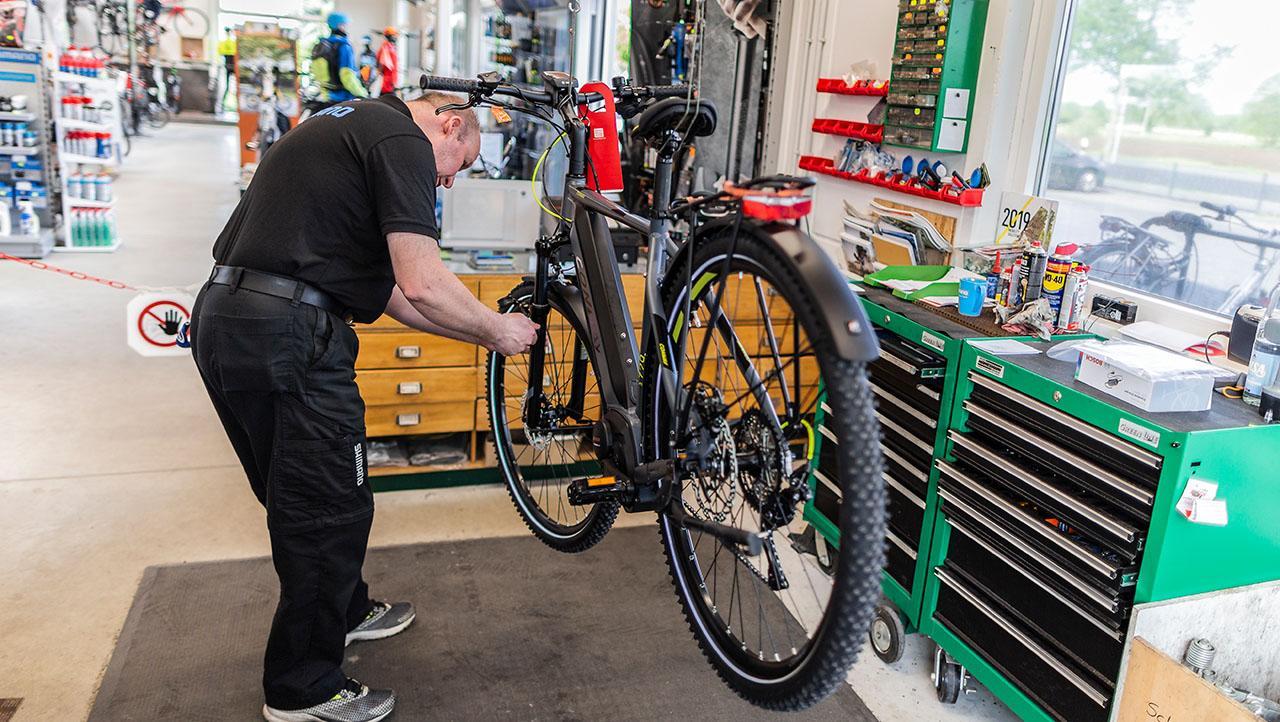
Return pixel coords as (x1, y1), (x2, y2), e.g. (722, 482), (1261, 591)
(354, 442), (365, 486)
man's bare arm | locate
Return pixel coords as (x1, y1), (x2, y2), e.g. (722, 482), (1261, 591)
(383, 286), (485, 345)
(387, 232), (538, 355)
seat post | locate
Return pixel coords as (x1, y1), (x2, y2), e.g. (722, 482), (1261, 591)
(650, 130), (682, 221)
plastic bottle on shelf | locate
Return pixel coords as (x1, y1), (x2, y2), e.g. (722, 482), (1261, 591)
(98, 173), (112, 203)
(17, 200), (38, 236)
(1, 123), (12, 147)
(67, 170), (81, 199)
(1244, 282), (1280, 406)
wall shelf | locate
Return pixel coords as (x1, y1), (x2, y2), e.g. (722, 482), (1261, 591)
(811, 118), (885, 143)
(816, 77), (889, 96)
(798, 155), (984, 207)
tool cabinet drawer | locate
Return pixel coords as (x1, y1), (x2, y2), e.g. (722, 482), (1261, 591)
(364, 401), (476, 437)
(944, 520), (1125, 683)
(356, 367), (478, 407)
(876, 410), (935, 470)
(885, 528), (917, 592)
(939, 487), (1130, 622)
(948, 432), (1143, 560)
(881, 443), (929, 499)
(885, 473), (926, 545)
(966, 372), (1162, 488)
(871, 331), (946, 382)
(936, 461), (1138, 591)
(813, 469), (841, 525)
(961, 400), (1154, 519)
(933, 568), (1111, 722)
(356, 332), (476, 369)
(870, 379), (938, 442)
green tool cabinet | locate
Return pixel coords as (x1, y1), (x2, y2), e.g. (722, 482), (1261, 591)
(920, 341), (1280, 721)
(805, 286), (992, 644)
(805, 290), (1280, 719)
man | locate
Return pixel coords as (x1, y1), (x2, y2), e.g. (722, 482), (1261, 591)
(217, 27), (236, 113)
(191, 90), (539, 722)
(311, 13), (368, 105)
(376, 27), (399, 97)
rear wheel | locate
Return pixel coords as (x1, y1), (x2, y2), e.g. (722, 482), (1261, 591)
(645, 224), (885, 710)
(487, 283), (618, 553)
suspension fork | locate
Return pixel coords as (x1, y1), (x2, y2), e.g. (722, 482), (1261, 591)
(523, 238), (557, 429)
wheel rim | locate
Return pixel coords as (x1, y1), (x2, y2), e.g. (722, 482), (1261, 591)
(656, 252), (835, 681)
(871, 618), (892, 652)
(490, 292), (605, 538)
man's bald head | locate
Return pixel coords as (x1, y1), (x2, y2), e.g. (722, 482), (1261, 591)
(406, 92), (481, 189)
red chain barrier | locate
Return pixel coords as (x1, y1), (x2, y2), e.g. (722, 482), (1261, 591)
(0, 252), (137, 291)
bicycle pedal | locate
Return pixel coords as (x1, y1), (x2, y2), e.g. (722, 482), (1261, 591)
(567, 476), (630, 506)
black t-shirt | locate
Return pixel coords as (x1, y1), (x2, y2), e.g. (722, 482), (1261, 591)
(212, 94), (439, 323)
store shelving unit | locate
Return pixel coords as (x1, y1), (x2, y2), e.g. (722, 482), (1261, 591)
(0, 48), (56, 258)
(52, 69), (123, 252)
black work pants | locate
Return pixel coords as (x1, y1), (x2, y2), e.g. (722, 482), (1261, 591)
(191, 281), (375, 710)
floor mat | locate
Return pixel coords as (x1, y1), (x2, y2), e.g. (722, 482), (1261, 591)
(90, 524), (877, 721)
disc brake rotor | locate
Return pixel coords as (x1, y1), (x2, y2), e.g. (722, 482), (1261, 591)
(685, 383), (737, 523)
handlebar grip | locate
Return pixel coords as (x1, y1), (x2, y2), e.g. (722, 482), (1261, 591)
(648, 84), (692, 99)
(419, 75), (480, 94)
(1200, 201), (1225, 213)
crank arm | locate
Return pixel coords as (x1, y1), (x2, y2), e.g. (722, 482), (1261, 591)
(667, 503), (764, 556)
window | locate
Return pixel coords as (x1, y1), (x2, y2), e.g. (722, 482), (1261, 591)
(1039, 0), (1280, 317)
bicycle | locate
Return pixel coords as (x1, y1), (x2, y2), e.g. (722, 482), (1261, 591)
(421, 71), (885, 710)
(1082, 202), (1280, 314)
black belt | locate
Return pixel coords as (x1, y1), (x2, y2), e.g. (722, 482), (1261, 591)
(209, 265), (350, 319)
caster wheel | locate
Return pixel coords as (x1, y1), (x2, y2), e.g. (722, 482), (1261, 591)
(932, 644), (964, 704)
(869, 604), (906, 664)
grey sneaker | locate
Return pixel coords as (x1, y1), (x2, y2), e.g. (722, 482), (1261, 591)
(345, 600), (415, 647)
(262, 678), (394, 722)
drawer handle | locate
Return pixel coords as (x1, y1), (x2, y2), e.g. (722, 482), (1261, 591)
(936, 461), (1120, 579)
(814, 469), (841, 496)
(396, 345), (421, 359)
(881, 444), (928, 483)
(949, 431), (1138, 544)
(886, 528), (917, 559)
(967, 372), (1161, 471)
(875, 411), (934, 455)
(397, 381), (423, 395)
(934, 568), (1110, 707)
(878, 348), (920, 377)
(870, 380), (937, 429)
(963, 401), (1153, 509)
(396, 413), (421, 427)
(885, 473), (927, 510)
(945, 519), (1124, 640)
(939, 488), (1121, 614)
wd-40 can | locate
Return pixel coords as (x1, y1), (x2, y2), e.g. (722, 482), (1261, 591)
(1042, 251), (1074, 317)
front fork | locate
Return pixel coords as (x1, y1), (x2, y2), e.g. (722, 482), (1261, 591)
(522, 238), (557, 429)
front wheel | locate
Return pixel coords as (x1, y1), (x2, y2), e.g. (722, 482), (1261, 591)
(486, 283), (618, 553)
(645, 223), (885, 710)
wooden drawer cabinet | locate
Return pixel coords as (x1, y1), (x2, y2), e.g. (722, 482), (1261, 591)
(356, 367), (478, 406)
(356, 331), (476, 370)
(364, 400), (476, 437)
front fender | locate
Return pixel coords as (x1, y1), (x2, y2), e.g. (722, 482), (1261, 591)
(763, 223), (880, 362)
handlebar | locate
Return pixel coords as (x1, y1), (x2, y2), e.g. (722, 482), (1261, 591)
(420, 73), (690, 113)
(1200, 201), (1239, 217)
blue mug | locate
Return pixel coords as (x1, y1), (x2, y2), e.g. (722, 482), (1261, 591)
(959, 277), (987, 317)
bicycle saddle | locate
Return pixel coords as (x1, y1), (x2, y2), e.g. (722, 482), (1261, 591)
(630, 97), (718, 144)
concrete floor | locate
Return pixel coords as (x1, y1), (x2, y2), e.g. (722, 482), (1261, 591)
(0, 124), (1017, 722)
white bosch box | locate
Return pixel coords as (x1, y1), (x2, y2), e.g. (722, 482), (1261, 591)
(1074, 341), (1214, 413)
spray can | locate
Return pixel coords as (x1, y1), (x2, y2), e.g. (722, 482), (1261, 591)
(1060, 265), (1089, 331)
(1021, 244), (1049, 302)
(1007, 258), (1025, 308)
(1042, 247), (1075, 318)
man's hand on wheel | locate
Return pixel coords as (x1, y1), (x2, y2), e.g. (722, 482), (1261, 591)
(489, 313), (540, 356)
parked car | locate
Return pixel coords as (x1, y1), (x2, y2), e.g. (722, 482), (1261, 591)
(1047, 140), (1106, 192)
